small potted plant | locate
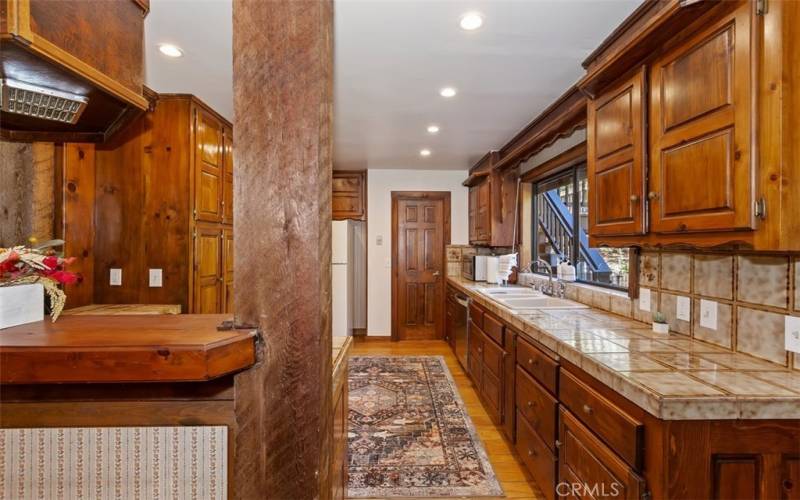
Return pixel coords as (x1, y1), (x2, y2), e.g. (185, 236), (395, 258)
(652, 311), (669, 334)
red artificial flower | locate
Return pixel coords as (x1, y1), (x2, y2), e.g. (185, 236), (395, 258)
(49, 270), (80, 285)
(43, 256), (59, 270)
(0, 250), (20, 273)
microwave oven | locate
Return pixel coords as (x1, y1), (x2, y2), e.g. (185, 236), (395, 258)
(462, 255), (487, 281)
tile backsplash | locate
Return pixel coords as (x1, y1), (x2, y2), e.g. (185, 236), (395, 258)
(519, 249), (800, 371)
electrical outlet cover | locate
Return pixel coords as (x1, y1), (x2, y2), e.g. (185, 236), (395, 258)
(110, 268), (122, 286)
(785, 316), (800, 354)
(639, 287), (651, 312)
(699, 299), (717, 330)
(149, 268), (163, 288)
(676, 296), (691, 322)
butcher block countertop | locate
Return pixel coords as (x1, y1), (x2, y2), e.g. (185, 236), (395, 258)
(0, 314), (256, 384)
(448, 277), (800, 420)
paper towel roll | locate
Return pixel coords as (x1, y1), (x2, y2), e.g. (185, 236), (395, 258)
(485, 256), (500, 284)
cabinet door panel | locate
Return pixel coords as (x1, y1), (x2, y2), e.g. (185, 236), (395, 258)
(649, 5), (753, 233)
(222, 126), (234, 225)
(587, 67), (646, 236)
(194, 226), (222, 313)
(222, 229), (234, 313)
(195, 110), (224, 222)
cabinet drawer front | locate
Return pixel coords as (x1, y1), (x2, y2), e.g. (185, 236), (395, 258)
(516, 366), (558, 450)
(482, 333), (504, 379)
(559, 369), (643, 470)
(468, 321), (484, 355)
(516, 337), (558, 394)
(516, 410), (556, 500)
(482, 370), (502, 422)
(468, 302), (484, 329)
(483, 312), (505, 346)
(559, 407), (644, 500)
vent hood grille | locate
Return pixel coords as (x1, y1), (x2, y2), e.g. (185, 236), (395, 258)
(1, 79), (88, 124)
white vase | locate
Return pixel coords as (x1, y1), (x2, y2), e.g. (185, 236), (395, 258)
(652, 322), (669, 334)
(0, 283), (44, 329)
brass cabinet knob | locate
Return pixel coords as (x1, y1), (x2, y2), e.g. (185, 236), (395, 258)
(648, 191), (659, 200)
(527, 400), (534, 408)
(630, 194), (639, 203)
(583, 404), (593, 415)
(528, 448), (536, 457)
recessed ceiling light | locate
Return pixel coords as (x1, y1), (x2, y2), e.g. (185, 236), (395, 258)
(420, 149), (432, 157)
(158, 43), (184, 58)
(460, 12), (483, 31)
(439, 87), (457, 98)
(427, 125), (440, 134)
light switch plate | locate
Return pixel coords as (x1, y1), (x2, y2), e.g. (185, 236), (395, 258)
(149, 268), (163, 287)
(785, 316), (800, 353)
(376, 235), (383, 246)
(676, 296), (691, 322)
(638, 287), (651, 312)
(110, 268), (122, 286)
(700, 299), (717, 330)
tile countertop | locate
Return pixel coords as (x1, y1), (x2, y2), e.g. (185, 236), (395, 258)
(448, 277), (800, 420)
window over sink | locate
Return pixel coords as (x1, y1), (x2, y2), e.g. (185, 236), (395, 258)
(529, 164), (630, 291)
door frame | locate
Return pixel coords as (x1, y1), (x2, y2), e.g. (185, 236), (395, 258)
(390, 191), (451, 341)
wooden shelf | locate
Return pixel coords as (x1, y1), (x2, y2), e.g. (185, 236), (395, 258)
(0, 315), (256, 384)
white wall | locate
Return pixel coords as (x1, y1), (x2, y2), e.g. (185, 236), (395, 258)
(367, 169), (469, 336)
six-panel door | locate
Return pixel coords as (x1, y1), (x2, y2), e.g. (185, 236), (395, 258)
(587, 67), (647, 237)
(648, 4), (754, 233)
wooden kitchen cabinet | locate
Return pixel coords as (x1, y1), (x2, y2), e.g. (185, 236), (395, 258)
(587, 67), (646, 237)
(94, 92), (234, 313)
(332, 170), (366, 220)
(648, 3), (754, 234)
(464, 152), (517, 247)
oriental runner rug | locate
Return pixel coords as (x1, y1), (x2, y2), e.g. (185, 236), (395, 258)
(347, 356), (503, 498)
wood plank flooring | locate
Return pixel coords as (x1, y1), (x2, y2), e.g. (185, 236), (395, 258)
(348, 338), (545, 500)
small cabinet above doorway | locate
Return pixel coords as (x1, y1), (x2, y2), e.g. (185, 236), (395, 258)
(332, 170), (366, 220)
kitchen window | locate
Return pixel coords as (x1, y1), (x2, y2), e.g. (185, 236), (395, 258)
(530, 164), (630, 291)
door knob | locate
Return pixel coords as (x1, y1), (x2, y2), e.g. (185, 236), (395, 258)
(433, 271), (441, 277)
(648, 191), (659, 200)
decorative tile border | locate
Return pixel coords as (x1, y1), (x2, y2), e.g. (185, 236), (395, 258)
(0, 427), (226, 500)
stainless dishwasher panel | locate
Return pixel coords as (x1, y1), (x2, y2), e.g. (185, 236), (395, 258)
(453, 294), (469, 371)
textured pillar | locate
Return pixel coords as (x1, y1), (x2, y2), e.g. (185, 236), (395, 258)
(232, 1), (333, 498)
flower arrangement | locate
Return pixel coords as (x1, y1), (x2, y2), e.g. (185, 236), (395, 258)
(0, 240), (80, 321)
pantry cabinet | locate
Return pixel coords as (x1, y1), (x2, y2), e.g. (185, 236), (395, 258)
(94, 93), (234, 313)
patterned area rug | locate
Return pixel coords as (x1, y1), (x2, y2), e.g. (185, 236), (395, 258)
(347, 356), (503, 498)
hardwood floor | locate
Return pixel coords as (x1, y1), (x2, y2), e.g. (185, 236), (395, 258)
(348, 338), (545, 500)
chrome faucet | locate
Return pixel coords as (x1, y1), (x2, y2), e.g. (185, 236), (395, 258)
(532, 258), (565, 298)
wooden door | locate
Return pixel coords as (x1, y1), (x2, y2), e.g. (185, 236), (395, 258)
(194, 108), (224, 223)
(392, 192), (450, 340)
(193, 224), (222, 313)
(222, 125), (234, 225)
(332, 171), (365, 220)
(649, 4), (753, 233)
(558, 408), (645, 500)
(222, 228), (234, 313)
(587, 66), (646, 237)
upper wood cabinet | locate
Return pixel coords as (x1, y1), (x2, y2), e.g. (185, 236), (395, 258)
(0, 0), (149, 142)
(587, 67), (646, 237)
(332, 170), (366, 220)
(578, 0), (800, 250)
(223, 126), (234, 225)
(465, 152), (518, 247)
(195, 109), (225, 223)
(648, 4), (754, 234)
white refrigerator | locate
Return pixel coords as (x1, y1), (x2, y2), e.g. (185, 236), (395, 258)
(332, 220), (354, 337)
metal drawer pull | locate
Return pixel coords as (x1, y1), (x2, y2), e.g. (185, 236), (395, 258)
(583, 404), (593, 415)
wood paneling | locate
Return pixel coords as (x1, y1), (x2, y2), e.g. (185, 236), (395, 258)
(58, 143), (95, 308)
(649, 5), (754, 234)
(587, 66), (646, 237)
(231, 0), (333, 496)
(0, 141), (55, 247)
(332, 170), (365, 220)
(0, 314), (255, 384)
(392, 192), (450, 340)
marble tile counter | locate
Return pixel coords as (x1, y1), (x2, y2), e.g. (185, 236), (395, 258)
(448, 277), (800, 420)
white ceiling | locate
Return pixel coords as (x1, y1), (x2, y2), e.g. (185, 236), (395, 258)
(144, 0), (641, 170)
